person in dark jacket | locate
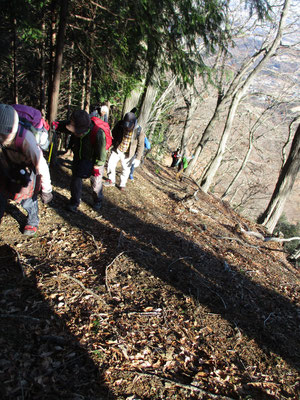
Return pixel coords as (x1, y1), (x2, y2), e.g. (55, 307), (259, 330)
(54, 110), (107, 212)
(104, 111), (145, 191)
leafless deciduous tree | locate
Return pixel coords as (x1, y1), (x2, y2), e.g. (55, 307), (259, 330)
(258, 123), (300, 233)
(199, 0), (291, 193)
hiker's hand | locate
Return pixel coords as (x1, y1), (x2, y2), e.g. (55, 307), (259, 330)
(41, 191), (53, 204)
(52, 121), (59, 130)
(93, 167), (101, 177)
(133, 159), (140, 168)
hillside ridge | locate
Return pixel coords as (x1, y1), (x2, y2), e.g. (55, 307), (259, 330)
(0, 155), (299, 399)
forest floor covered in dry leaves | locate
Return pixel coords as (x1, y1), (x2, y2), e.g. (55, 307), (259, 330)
(0, 154), (299, 400)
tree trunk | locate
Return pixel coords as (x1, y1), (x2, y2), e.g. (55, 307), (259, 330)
(122, 86), (143, 116)
(200, 92), (244, 191)
(47, 0), (57, 115)
(85, 57), (93, 113)
(180, 90), (198, 156)
(40, 21), (46, 116)
(48, 0), (68, 124)
(222, 129), (254, 201)
(67, 42), (74, 119)
(12, 18), (18, 103)
(81, 67), (86, 110)
(138, 85), (158, 132)
(258, 124), (300, 233)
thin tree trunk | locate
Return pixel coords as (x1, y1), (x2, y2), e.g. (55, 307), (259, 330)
(258, 124), (300, 233)
(67, 42), (74, 119)
(48, 0), (68, 124)
(180, 91), (197, 156)
(200, 92), (244, 191)
(47, 0), (57, 115)
(81, 67), (86, 110)
(138, 85), (158, 132)
(85, 58), (93, 113)
(12, 18), (18, 103)
(186, 0), (290, 178)
(222, 131), (254, 201)
(40, 21), (46, 116)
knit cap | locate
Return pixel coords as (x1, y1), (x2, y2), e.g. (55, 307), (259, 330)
(0, 104), (19, 135)
(123, 112), (137, 131)
(67, 110), (91, 135)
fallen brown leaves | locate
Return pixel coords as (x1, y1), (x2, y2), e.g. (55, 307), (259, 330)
(0, 157), (299, 399)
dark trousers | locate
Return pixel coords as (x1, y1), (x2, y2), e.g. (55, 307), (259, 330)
(70, 161), (104, 207)
(0, 192), (39, 227)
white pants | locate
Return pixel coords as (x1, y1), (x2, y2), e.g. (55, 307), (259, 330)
(107, 149), (134, 187)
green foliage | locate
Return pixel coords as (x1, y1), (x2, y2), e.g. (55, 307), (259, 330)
(274, 214), (300, 256)
(0, 0), (272, 114)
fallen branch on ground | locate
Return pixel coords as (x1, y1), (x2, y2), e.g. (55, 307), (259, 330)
(61, 273), (107, 307)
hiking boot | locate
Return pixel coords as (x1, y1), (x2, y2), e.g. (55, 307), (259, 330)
(103, 179), (115, 187)
(66, 203), (78, 212)
(23, 225), (38, 236)
(93, 202), (102, 211)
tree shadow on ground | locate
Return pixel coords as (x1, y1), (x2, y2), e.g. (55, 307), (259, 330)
(48, 163), (300, 376)
(0, 242), (115, 399)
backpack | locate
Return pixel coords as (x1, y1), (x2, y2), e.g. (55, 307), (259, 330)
(144, 136), (151, 150)
(90, 116), (112, 150)
(12, 104), (50, 151)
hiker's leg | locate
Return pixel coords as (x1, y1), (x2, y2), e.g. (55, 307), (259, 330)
(21, 196), (39, 227)
(70, 174), (83, 207)
(0, 192), (7, 223)
(106, 150), (119, 184)
(90, 165), (104, 205)
(120, 155), (132, 188)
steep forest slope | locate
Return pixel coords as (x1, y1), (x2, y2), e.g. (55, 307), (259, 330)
(0, 154), (299, 400)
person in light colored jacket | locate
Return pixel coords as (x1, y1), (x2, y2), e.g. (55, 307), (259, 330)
(0, 104), (52, 235)
(104, 111), (145, 191)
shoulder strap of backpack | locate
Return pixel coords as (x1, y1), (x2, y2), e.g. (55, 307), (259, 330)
(90, 122), (98, 146)
(15, 123), (27, 151)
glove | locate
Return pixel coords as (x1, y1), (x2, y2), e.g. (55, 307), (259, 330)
(52, 121), (59, 130)
(41, 191), (53, 204)
(93, 167), (101, 177)
(133, 159), (140, 168)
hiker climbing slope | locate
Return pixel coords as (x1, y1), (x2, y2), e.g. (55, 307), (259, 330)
(0, 104), (53, 235)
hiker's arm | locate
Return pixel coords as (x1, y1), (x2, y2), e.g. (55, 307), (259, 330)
(22, 132), (52, 193)
(135, 130), (145, 161)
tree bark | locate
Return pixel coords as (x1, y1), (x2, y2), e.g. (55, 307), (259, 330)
(180, 89), (198, 156)
(12, 18), (18, 103)
(258, 124), (300, 233)
(138, 85), (158, 132)
(67, 42), (74, 119)
(81, 67), (86, 110)
(48, 0), (68, 124)
(40, 21), (46, 116)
